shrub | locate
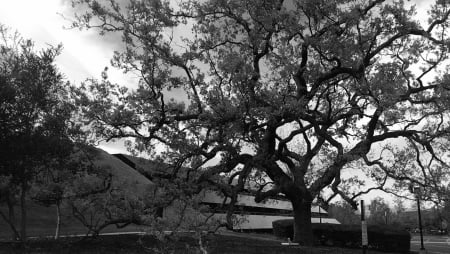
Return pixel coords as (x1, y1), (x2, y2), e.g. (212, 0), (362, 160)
(272, 219), (294, 239)
(272, 220), (411, 253)
(313, 223), (361, 248)
(367, 225), (411, 253)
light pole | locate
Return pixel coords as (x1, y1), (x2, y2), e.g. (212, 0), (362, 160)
(413, 186), (426, 253)
(319, 205), (322, 223)
(361, 200), (368, 254)
(318, 193), (322, 224)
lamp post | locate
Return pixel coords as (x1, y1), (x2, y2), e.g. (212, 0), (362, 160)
(413, 186), (426, 254)
(361, 200), (368, 254)
(318, 193), (322, 224)
(319, 205), (322, 223)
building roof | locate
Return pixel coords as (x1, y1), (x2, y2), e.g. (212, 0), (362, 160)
(113, 153), (329, 214)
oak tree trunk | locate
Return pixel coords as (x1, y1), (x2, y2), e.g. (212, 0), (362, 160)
(292, 198), (314, 246)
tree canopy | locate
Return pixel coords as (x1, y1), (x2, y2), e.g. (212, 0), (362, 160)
(72, 0), (450, 245)
(0, 24), (81, 241)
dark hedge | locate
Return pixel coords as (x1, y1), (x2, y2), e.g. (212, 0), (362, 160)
(272, 220), (411, 253)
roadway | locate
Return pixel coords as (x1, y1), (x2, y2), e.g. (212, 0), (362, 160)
(410, 235), (450, 254)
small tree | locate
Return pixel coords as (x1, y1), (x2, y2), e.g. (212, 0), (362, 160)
(327, 201), (360, 225)
(67, 165), (220, 241)
(29, 145), (107, 239)
(30, 181), (65, 239)
(141, 178), (221, 254)
(0, 24), (79, 242)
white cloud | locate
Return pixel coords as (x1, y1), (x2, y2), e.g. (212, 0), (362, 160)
(0, 0), (132, 85)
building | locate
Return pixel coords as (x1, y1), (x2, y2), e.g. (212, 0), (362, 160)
(112, 152), (340, 230)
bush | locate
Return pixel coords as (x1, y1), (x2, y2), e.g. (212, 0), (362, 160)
(313, 223), (361, 248)
(272, 220), (294, 240)
(272, 220), (411, 253)
(367, 225), (411, 253)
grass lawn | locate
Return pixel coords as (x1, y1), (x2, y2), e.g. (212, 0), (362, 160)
(1, 202), (410, 253)
(0, 202), (143, 240)
(1, 203), (406, 253)
(0, 233), (403, 254)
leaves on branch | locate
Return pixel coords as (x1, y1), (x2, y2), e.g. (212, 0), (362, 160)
(71, 0), (450, 208)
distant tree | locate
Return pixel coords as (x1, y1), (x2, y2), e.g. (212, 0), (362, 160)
(0, 25), (79, 242)
(423, 206), (445, 230)
(393, 197), (406, 216)
(72, 0), (450, 245)
(441, 198), (450, 225)
(327, 201), (359, 225)
(390, 197), (409, 227)
(367, 197), (391, 225)
(438, 202), (449, 232)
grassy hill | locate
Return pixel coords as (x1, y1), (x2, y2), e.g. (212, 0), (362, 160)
(0, 148), (152, 240)
(91, 148), (154, 192)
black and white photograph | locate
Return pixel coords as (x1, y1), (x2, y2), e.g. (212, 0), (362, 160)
(1, 0), (450, 253)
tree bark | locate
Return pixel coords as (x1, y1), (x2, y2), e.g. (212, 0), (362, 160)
(55, 202), (61, 239)
(292, 198), (314, 246)
(20, 181), (27, 242)
(7, 196), (18, 241)
(0, 201), (20, 241)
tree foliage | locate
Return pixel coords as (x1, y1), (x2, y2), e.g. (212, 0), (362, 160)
(72, 0), (450, 245)
(0, 24), (82, 241)
(327, 201), (360, 225)
(367, 197), (391, 225)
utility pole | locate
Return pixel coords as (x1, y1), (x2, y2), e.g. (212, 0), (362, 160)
(414, 186), (426, 254)
(361, 200), (368, 254)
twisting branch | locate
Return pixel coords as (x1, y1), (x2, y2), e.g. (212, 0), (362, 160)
(254, 184), (281, 203)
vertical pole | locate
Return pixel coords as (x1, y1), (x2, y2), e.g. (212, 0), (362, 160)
(361, 200), (368, 254)
(417, 197), (425, 251)
(319, 205), (322, 224)
(318, 192), (322, 224)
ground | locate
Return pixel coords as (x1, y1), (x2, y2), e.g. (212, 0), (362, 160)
(410, 234), (450, 254)
(0, 203), (143, 239)
(0, 203), (431, 253)
(0, 232), (404, 254)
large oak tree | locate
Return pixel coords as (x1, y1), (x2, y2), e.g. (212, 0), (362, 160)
(73, 0), (450, 245)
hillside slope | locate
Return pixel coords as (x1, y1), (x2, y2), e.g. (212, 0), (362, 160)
(0, 148), (152, 239)
(91, 148), (154, 193)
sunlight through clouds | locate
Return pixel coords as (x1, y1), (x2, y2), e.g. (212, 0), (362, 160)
(0, 0), (137, 86)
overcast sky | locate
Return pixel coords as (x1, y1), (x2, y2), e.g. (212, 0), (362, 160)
(0, 0), (140, 84)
